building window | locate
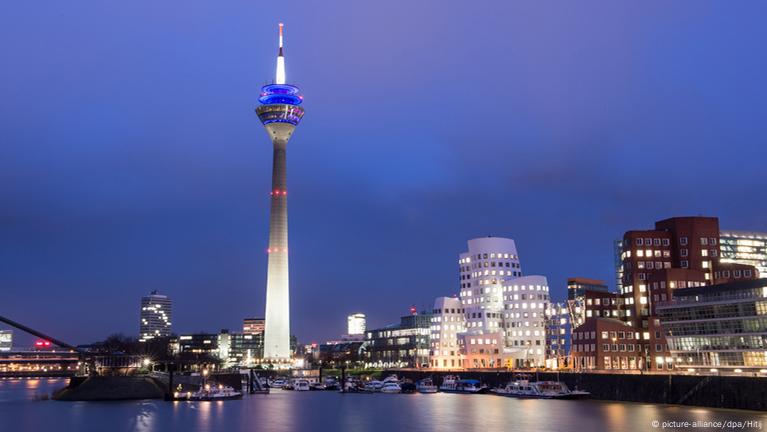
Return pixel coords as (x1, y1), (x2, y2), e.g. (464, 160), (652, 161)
(680, 249), (688, 257)
(662, 239), (670, 246)
(701, 237), (708, 246)
(681, 260), (689, 268)
(680, 237), (688, 246)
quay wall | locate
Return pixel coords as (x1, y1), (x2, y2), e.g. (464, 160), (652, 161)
(52, 376), (165, 401)
(387, 370), (767, 411)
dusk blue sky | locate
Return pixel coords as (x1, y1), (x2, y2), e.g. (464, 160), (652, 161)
(2, 1), (766, 345)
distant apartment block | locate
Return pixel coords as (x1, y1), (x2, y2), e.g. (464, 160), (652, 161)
(347, 313), (366, 336)
(0, 330), (12, 352)
(139, 290), (172, 342)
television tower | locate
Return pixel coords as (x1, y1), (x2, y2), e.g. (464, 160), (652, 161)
(256, 23), (304, 363)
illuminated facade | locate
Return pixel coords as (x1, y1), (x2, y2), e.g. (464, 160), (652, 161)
(257, 23), (305, 363)
(456, 238), (549, 368)
(566, 278), (622, 329)
(616, 216), (758, 371)
(545, 302), (571, 368)
(0, 330), (11, 352)
(657, 278), (767, 372)
(720, 231), (767, 278)
(458, 237), (522, 333)
(571, 318), (642, 371)
(0, 350), (79, 375)
(347, 313), (366, 336)
(243, 318), (265, 336)
(139, 290), (172, 342)
(429, 297), (465, 369)
(364, 313), (431, 368)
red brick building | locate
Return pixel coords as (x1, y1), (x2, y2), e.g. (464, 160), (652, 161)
(571, 318), (645, 370)
(617, 216), (758, 371)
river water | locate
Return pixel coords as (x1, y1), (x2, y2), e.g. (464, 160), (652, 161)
(1, 378), (765, 432)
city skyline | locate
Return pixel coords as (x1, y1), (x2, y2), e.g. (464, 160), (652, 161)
(3, 1), (767, 346)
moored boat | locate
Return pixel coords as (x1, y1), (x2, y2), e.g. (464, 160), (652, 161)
(492, 379), (590, 400)
(439, 375), (488, 394)
(380, 382), (402, 394)
(416, 378), (438, 394)
(381, 374), (399, 385)
(294, 379), (311, 391)
(363, 380), (384, 392)
(178, 384), (242, 401)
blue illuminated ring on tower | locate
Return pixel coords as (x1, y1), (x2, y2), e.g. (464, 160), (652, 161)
(259, 84), (303, 106)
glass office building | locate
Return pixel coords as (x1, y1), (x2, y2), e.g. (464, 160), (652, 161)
(720, 231), (767, 279)
(657, 278), (767, 371)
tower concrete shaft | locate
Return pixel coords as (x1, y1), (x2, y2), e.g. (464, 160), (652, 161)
(261, 122), (295, 361)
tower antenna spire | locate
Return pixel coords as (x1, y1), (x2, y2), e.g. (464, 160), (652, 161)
(275, 23), (286, 84)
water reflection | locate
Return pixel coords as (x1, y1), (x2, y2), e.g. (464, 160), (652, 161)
(1, 381), (766, 432)
(127, 401), (157, 432)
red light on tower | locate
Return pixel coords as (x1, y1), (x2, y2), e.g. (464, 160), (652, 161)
(409, 306), (417, 315)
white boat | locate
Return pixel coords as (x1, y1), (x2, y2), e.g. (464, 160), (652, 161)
(294, 379), (310, 391)
(381, 374), (399, 384)
(416, 378), (438, 394)
(363, 380), (384, 392)
(439, 375), (488, 394)
(179, 384), (242, 401)
(380, 382), (402, 394)
(492, 380), (590, 400)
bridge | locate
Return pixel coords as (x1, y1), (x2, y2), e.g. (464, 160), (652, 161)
(0, 314), (84, 377)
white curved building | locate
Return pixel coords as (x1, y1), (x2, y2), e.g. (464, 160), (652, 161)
(459, 237), (524, 336)
(450, 237), (550, 368)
